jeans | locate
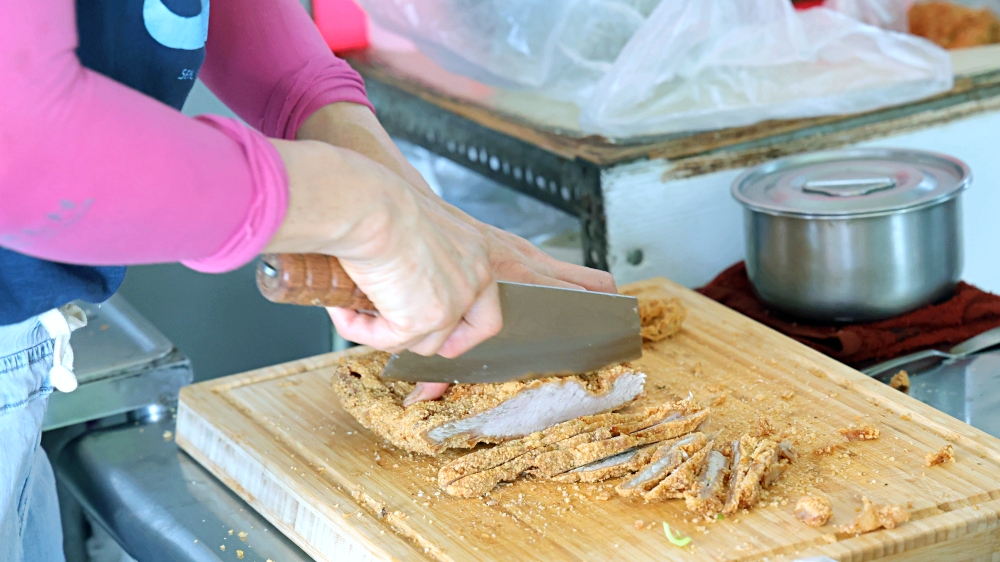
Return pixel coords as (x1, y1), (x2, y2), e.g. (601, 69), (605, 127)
(0, 313), (65, 562)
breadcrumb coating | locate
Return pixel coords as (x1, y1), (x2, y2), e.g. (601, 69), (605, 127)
(331, 352), (643, 455)
(622, 288), (687, 343)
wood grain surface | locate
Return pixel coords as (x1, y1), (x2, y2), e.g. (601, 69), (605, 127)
(177, 278), (1000, 561)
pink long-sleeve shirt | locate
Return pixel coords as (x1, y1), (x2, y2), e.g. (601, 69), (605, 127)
(0, 0), (372, 274)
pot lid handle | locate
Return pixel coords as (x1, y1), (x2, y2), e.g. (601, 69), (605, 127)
(802, 177), (896, 197)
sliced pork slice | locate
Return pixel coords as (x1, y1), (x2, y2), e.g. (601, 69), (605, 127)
(616, 433), (707, 497)
(444, 455), (537, 498)
(722, 437), (789, 514)
(533, 409), (710, 478)
(644, 440), (715, 501)
(438, 403), (694, 496)
(551, 444), (660, 484)
(722, 435), (757, 515)
(331, 351), (645, 455)
(684, 450), (731, 517)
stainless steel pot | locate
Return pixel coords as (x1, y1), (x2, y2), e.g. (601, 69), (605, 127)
(732, 148), (971, 323)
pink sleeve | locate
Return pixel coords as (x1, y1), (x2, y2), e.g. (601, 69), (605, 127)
(0, 0), (287, 273)
(200, 0), (374, 140)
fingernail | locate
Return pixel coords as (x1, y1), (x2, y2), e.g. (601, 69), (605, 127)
(403, 383), (429, 407)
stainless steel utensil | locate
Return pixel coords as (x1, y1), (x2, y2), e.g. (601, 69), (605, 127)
(732, 148), (971, 322)
(863, 325), (1000, 379)
(256, 253), (643, 383)
(380, 281), (643, 383)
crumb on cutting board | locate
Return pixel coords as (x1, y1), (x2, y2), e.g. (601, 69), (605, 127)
(756, 416), (774, 437)
(839, 425), (879, 442)
(841, 497), (909, 534)
(794, 495), (832, 527)
(926, 444), (955, 467)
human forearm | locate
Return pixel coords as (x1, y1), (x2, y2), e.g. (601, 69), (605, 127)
(296, 102), (438, 197)
(0, 0), (288, 271)
(201, 0), (372, 140)
(297, 103), (618, 299)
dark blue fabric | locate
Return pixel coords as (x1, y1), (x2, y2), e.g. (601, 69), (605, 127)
(0, 0), (208, 325)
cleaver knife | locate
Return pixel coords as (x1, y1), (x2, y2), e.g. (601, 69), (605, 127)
(256, 253), (642, 383)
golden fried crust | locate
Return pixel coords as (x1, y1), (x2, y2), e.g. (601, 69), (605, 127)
(437, 417), (593, 487)
(730, 439), (778, 510)
(840, 497), (910, 534)
(616, 433), (708, 497)
(533, 409), (710, 478)
(684, 450), (730, 518)
(624, 291), (687, 343)
(926, 444), (955, 467)
(839, 424), (880, 442)
(644, 440), (714, 501)
(551, 444), (660, 484)
(444, 456), (536, 499)
(722, 435), (758, 515)
(438, 403), (697, 496)
(794, 495), (832, 528)
(331, 352), (641, 455)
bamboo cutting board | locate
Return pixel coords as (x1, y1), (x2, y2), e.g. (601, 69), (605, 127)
(177, 278), (1000, 561)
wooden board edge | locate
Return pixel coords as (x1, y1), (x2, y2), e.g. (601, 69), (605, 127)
(634, 277), (1000, 466)
(180, 346), (374, 398)
(175, 398), (427, 562)
(793, 498), (1000, 561)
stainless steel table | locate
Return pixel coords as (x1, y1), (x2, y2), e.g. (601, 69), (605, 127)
(52, 409), (310, 562)
(44, 295), (192, 431)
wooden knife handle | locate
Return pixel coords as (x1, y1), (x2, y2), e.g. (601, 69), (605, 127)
(256, 253), (375, 311)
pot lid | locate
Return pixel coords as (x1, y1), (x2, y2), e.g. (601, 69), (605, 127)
(732, 148), (971, 217)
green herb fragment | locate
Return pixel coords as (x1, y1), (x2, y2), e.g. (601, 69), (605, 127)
(717, 514), (724, 520)
(662, 522), (692, 547)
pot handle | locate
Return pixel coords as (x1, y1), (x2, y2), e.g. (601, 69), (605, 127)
(802, 177), (896, 197)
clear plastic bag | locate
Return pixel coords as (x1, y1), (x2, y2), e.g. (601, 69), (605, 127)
(580, 0), (953, 137)
(824, 0), (913, 32)
(362, 0), (953, 137)
(356, 0), (647, 92)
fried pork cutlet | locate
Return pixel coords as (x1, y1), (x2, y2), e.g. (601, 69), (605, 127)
(551, 444), (659, 484)
(439, 403), (702, 497)
(531, 409), (710, 478)
(331, 351), (646, 455)
(622, 288), (687, 343)
(794, 495), (833, 528)
(645, 440), (715, 501)
(722, 435), (757, 515)
(840, 497), (910, 534)
(616, 433), (708, 498)
(684, 450), (731, 517)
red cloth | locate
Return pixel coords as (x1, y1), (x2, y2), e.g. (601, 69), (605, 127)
(696, 262), (1000, 367)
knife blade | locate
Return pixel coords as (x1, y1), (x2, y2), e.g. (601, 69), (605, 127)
(256, 253), (642, 383)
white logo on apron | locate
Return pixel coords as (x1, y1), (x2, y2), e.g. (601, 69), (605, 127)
(143, 0), (210, 51)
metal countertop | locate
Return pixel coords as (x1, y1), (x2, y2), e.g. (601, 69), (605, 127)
(53, 411), (311, 562)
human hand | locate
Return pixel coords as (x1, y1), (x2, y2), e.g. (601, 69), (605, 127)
(264, 140), (502, 358)
(401, 195), (618, 406)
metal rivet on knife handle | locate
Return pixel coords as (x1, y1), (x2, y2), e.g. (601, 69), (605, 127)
(256, 253), (376, 311)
